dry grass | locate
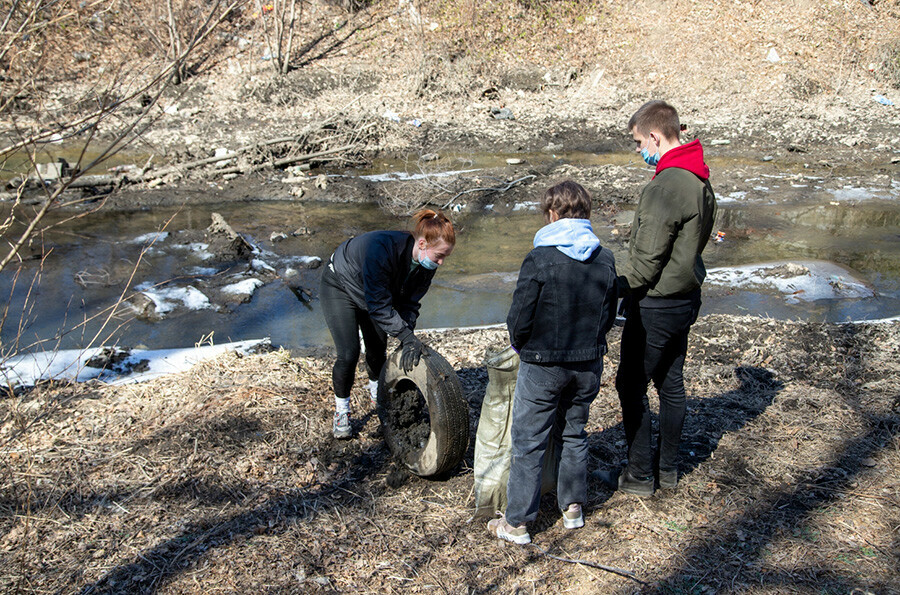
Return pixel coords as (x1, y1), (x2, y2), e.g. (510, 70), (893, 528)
(1, 315), (898, 593)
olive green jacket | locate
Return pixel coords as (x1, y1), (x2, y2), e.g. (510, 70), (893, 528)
(619, 166), (717, 299)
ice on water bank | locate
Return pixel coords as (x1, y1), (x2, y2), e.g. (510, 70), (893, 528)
(358, 168), (479, 183)
(134, 285), (212, 315)
(706, 261), (873, 304)
(1, 339), (270, 388)
(131, 232), (170, 244)
(222, 278), (264, 296)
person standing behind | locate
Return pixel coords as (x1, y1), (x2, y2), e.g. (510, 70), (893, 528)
(320, 209), (455, 439)
(488, 181), (618, 545)
(601, 100), (717, 496)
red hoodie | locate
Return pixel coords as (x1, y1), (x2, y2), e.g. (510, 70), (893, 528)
(654, 139), (710, 180)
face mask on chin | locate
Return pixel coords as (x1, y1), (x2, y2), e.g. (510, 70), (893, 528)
(640, 134), (660, 166)
(419, 245), (439, 270)
(641, 146), (660, 166)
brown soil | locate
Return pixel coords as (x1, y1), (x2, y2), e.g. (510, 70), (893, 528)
(2, 316), (898, 593)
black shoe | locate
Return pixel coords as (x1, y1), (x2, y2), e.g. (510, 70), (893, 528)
(658, 468), (678, 490)
(618, 469), (654, 497)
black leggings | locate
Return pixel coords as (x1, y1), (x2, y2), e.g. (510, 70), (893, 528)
(319, 267), (387, 399)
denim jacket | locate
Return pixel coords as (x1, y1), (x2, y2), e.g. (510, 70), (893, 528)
(507, 244), (618, 364)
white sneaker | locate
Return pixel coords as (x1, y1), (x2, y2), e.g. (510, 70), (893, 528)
(333, 411), (351, 439)
(367, 379), (378, 407)
(562, 503), (584, 529)
(488, 516), (531, 544)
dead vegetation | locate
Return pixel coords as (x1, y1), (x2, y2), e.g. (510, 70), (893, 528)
(1, 315), (897, 593)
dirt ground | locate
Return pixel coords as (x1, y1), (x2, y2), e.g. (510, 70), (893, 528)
(1, 316), (898, 593)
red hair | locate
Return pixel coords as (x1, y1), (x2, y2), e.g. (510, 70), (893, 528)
(411, 209), (455, 246)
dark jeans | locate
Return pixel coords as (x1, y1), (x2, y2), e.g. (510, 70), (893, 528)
(506, 359), (603, 527)
(320, 266), (387, 399)
(615, 299), (700, 479)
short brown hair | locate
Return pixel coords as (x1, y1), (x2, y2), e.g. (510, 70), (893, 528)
(628, 100), (681, 141)
(411, 209), (456, 246)
(541, 180), (592, 220)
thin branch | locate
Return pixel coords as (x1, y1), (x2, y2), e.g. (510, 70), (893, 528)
(529, 544), (648, 585)
(441, 175), (536, 209)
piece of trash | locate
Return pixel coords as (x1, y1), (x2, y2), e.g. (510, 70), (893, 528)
(765, 48), (780, 63)
(163, 104), (179, 115)
(407, 119), (422, 127)
(829, 201), (840, 206)
(490, 107), (515, 120)
(714, 231), (726, 243)
(873, 95), (894, 106)
(506, 158), (523, 165)
(762, 155), (774, 162)
(382, 110), (401, 123)
(709, 139), (731, 146)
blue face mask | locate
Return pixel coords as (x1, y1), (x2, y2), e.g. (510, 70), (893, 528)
(419, 246), (439, 270)
(641, 146), (660, 166)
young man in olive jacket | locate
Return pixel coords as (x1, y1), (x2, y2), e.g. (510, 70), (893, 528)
(488, 181), (618, 545)
(602, 100), (717, 496)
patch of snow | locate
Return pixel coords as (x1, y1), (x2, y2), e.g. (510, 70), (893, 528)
(251, 259), (276, 274)
(828, 186), (876, 202)
(173, 242), (214, 260)
(132, 232), (170, 244)
(0, 339), (270, 388)
(222, 278), (264, 296)
(718, 191), (747, 203)
(358, 168), (480, 183)
(706, 261), (873, 304)
(140, 286), (212, 314)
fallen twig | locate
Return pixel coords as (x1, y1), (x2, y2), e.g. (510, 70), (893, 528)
(529, 544), (648, 585)
(441, 175), (536, 209)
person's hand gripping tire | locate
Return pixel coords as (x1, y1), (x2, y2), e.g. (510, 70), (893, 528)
(398, 327), (426, 373)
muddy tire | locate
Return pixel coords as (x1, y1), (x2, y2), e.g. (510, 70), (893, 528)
(377, 347), (470, 478)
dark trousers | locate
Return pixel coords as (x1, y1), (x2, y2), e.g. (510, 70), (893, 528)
(505, 359), (603, 527)
(319, 267), (387, 399)
(615, 299), (700, 478)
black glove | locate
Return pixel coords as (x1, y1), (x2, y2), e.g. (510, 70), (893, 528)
(397, 327), (426, 372)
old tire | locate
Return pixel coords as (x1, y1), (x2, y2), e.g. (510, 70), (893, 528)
(377, 347), (470, 477)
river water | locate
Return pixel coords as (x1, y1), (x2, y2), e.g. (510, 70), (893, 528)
(2, 152), (899, 354)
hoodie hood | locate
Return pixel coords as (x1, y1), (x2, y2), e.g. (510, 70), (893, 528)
(533, 218), (600, 261)
(655, 139), (710, 180)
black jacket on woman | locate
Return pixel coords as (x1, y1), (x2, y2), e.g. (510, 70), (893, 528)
(507, 245), (618, 364)
(329, 230), (435, 336)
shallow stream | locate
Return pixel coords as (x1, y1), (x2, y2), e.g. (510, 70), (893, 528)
(2, 152), (899, 354)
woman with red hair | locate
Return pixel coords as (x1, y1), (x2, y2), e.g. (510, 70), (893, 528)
(320, 209), (456, 439)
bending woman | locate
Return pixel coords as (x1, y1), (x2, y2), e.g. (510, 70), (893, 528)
(320, 209), (456, 439)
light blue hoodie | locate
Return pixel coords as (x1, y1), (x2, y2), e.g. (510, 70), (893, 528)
(533, 218), (600, 261)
